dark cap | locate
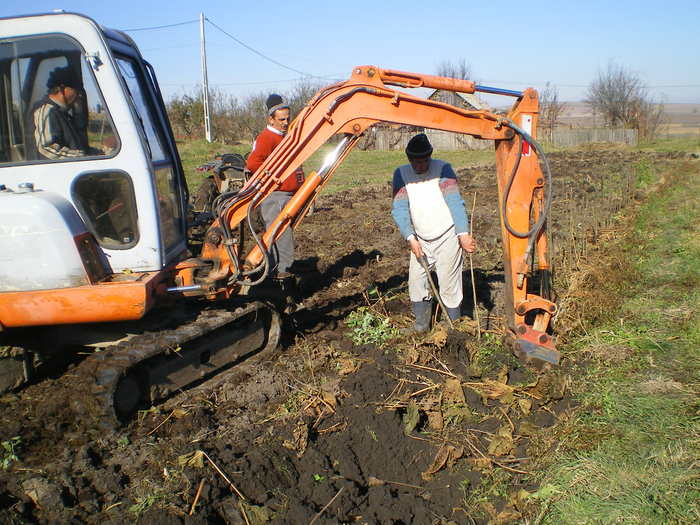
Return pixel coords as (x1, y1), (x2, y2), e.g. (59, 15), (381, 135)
(46, 66), (77, 90)
(405, 133), (433, 158)
(266, 93), (289, 116)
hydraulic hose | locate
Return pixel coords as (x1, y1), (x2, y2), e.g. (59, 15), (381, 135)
(231, 196), (272, 286)
(500, 120), (554, 268)
(206, 180), (273, 286)
(501, 120), (553, 240)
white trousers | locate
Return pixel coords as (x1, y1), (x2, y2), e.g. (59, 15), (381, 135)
(408, 226), (463, 308)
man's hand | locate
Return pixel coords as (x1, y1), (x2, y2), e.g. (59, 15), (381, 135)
(459, 234), (476, 253)
(408, 238), (424, 258)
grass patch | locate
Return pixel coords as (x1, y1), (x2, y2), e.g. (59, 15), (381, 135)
(175, 137), (494, 196)
(177, 138), (250, 190)
(305, 147), (493, 194)
(532, 157), (700, 523)
(636, 135), (700, 153)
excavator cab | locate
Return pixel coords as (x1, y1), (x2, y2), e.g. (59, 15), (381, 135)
(0, 13), (281, 410)
(0, 12), (188, 286)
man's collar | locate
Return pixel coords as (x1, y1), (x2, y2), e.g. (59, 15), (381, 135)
(266, 125), (285, 136)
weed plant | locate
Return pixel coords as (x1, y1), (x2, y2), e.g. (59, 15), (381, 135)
(345, 307), (398, 347)
(1, 436), (20, 470)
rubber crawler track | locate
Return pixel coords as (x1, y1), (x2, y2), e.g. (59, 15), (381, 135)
(70, 302), (280, 430)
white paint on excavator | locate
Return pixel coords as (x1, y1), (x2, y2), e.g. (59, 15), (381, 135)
(0, 190), (90, 291)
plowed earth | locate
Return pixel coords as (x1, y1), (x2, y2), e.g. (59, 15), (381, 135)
(0, 148), (688, 524)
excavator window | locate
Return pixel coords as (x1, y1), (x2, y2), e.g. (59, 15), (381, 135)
(71, 171), (139, 250)
(0, 34), (119, 165)
(115, 55), (184, 253)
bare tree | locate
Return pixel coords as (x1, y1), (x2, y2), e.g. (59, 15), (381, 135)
(287, 77), (325, 117)
(632, 97), (666, 141)
(585, 61), (666, 139)
(539, 82), (567, 141)
(234, 92), (268, 143)
(436, 58), (473, 80)
(165, 77), (328, 146)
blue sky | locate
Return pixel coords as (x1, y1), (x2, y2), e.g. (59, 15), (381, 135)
(3, 1), (699, 104)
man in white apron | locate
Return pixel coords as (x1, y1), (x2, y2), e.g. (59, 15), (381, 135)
(391, 133), (476, 332)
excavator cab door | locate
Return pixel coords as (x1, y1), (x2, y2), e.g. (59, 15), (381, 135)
(108, 42), (189, 263)
(0, 13), (188, 273)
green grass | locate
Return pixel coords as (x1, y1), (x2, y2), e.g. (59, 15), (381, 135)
(176, 138), (251, 190)
(636, 135), (700, 152)
(532, 156), (700, 524)
(175, 135), (698, 200)
(304, 146), (493, 194)
(175, 137), (494, 196)
(345, 306), (398, 347)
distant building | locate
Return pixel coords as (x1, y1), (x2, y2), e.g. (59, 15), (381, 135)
(359, 89), (492, 151)
(427, 89), (490, 112)
(423, 90), (492, 150)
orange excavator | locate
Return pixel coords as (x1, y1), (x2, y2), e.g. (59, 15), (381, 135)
(0, 12), (557, 426)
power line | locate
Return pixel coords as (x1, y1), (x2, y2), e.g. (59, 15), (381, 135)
(481, 79), (700, 89)
(205, 18), (314, 78)
(118, 19), (700, 92)
(122, 19), (198, 32)
(160, 77), (330, 87)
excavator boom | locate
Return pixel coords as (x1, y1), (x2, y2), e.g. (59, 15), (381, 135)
(183, 65), (559, 365)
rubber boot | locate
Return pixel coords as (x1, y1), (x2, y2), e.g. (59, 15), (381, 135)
(446, 306), (461, 322)
(412, 300), (433, 333)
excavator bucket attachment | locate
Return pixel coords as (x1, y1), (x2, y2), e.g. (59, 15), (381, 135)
(512, 325), (560, 366)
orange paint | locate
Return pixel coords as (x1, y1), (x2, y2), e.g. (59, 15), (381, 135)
(0, 271), (164, 327)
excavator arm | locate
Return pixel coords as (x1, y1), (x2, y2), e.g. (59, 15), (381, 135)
(177, 65), (559, 365)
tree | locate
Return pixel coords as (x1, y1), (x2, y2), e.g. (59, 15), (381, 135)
(167, 90), (204, 139)
(209, 88), (249, 145)
(287, 77), (325, 117)
(585, 61), (665, 139)
(241, 93), (268, 142)
(165, 78), (328, 146)
(629, 96), (666, 141)
(435, 58), (473, 80)
(539, 82), (567, 141)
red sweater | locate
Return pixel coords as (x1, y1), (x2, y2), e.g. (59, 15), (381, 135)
(246, 126), (304, 192)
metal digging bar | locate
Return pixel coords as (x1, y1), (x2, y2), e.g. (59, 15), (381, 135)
(417, 255), (454, 330)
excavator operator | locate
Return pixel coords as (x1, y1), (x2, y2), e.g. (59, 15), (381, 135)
(391, 133), (476, 333)
(28, 66), (106, 161)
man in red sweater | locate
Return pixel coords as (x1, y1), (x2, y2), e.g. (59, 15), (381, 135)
(246, 94), (305, 277)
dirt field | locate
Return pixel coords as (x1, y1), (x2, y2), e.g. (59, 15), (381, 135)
(0, 148), (690, 524)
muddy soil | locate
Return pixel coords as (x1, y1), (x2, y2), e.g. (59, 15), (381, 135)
(0, 148), (689, 524)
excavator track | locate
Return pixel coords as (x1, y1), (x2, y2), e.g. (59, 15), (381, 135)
(71, 301), (280, 429)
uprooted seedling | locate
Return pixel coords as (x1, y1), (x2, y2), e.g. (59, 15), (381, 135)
(345, 306), (398, 347)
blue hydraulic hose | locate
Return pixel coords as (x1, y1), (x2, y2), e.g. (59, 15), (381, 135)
(475, 84), (523, 97)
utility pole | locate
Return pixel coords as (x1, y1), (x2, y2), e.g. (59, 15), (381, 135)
(200, 12), (212, 142)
